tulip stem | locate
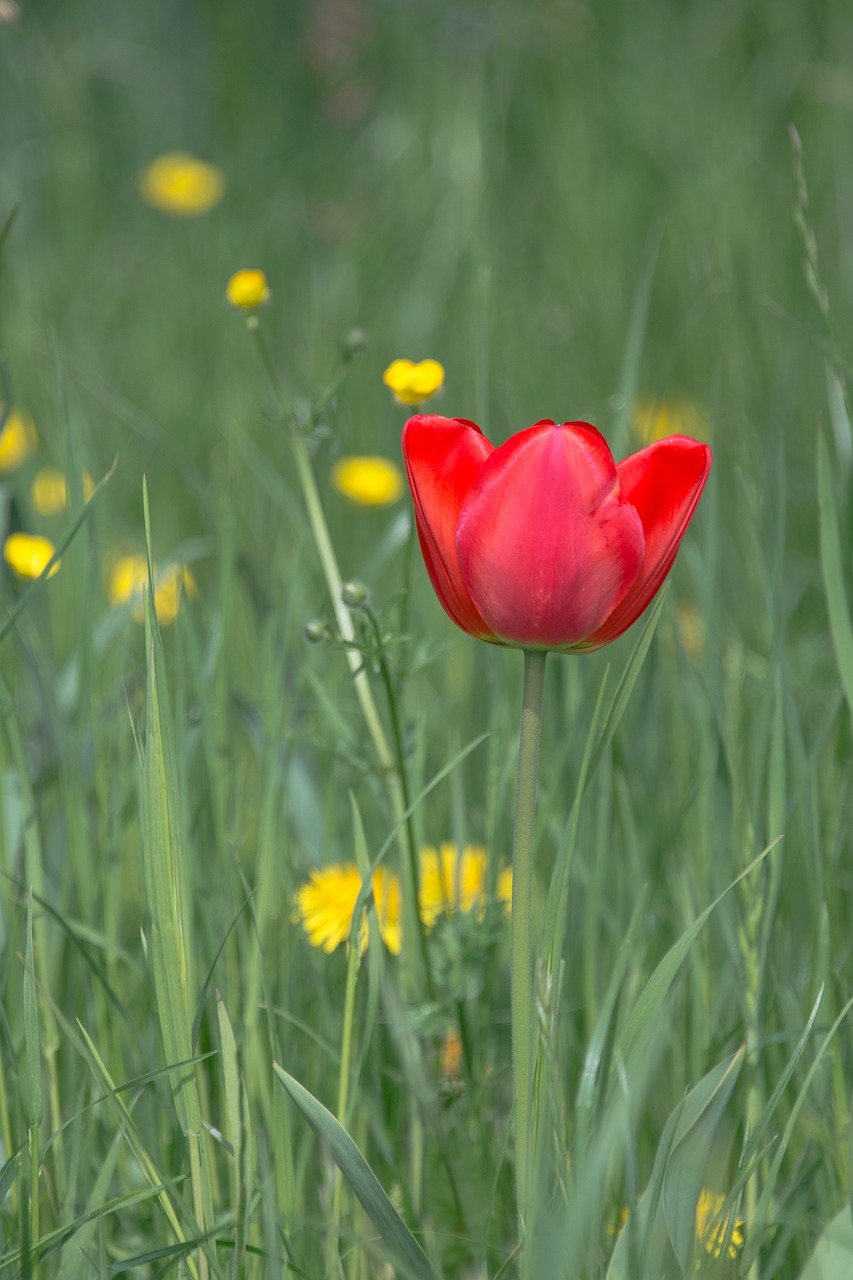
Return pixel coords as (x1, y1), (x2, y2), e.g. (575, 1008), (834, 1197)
(511, 648), (547, 1271)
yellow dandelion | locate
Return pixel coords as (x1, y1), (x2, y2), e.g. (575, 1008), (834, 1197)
(631, 395), (711, 446)
(382, 358), (445, 407)
(695, 1190), (745, 1263)
(4, 532), (60, 580)
(226, 269), (271, 310)
(138, 151), (225, 218)
(107, 554), (197, 626)
(419, 843), (512, 928)
(293, 863), (402, 955)
(331, 456), (404, 507)
(0, 407), (38, 473)
(30, 467), (95, 515)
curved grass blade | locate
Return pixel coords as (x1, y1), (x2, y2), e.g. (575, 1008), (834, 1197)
(273, 1063), (439, 1280)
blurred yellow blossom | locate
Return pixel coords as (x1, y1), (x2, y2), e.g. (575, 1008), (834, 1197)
(419, 843), (512, 928)
(31, 467), (95, 515)
(138, 152), (225, 217)
(696, 1190), (744, 1262)
(631, 395), (711, 446)
(4, 532), (59, 580)
(226, 269), (271, 310)
(293, 863), (402, 955)
(331, 455), (404, 506)
(383, 358), (445, 406)
(0, 408), (38, 473)
(108, 554), (197, 626)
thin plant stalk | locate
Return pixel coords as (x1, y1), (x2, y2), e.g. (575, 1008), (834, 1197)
(249, 324), (424, 997)
(511, 648), (548, 1271)
(364, 606), (433, 998)
(328, 937), (360, 1278)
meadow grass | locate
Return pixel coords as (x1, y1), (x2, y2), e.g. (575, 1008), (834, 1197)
(1, 1), (853, 1276)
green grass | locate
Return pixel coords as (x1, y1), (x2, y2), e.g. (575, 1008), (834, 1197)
(1, 0), (853, 1275)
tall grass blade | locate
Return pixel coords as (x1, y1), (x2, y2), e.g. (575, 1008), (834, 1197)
(817, 432), (853, 717)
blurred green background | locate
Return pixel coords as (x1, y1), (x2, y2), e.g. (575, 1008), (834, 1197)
(2, 1), (853, 1276)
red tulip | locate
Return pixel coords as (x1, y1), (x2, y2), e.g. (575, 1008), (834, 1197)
(402, 415), (711, 652)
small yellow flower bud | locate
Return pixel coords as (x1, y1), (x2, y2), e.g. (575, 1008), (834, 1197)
(226, 269), (271, 311)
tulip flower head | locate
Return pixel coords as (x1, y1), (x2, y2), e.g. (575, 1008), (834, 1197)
(402, 415), (711, 653)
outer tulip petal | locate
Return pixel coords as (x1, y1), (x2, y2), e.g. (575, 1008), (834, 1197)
(456, 422), (645, 649)
(584, 435), (712, 649)
(402, 415), (496, 639)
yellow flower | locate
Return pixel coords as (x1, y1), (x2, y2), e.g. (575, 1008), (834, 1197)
(418, 843), (512, 928)
(382, 358), (445, 407)
(108, 554), (198, 626)
(331, 456), (404, 506)
(293, 863), (402, 955)
(695, 1190), (744, 1263)
(631, 395), (711, 446)
(30, 467), (95, 515)
(0, 408), (38, 473)
(4, 532), (59, 580)
(226, 269), (271, 310)
(138, 152), (225, 217)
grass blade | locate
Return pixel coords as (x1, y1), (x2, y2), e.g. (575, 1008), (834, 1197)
(817, 432), (853, 717)
(273, 1063), (439, 1280)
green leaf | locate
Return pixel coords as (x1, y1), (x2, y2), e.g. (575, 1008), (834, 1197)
(817, 432), (853, 717)
(799, 1207), (853, 1280)
(273, 1063), (439, 1280)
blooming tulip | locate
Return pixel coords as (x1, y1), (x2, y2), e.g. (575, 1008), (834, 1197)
(402, 415), (711, 652)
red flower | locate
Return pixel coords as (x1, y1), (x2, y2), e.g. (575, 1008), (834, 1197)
(402, 415), (712, 652)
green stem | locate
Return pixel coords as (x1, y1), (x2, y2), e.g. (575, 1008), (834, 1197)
(511, 649), (548, 1271)
(249, 325), (425, 998)
(329, 941), (360, 1277)
(370, 613), (433, 999)
(396, 512), (415, 688)
(29, 1121), (39, 1271)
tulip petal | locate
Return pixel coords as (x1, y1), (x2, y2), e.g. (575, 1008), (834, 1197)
(584, 435), (712, 649)
(456, 421), (646, 649)
(402, 415), (496, 639)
